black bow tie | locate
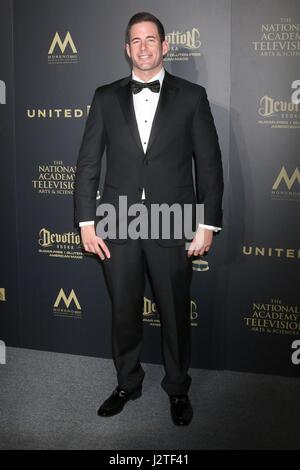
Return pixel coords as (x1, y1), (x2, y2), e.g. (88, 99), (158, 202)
(130, 79), (160, 94)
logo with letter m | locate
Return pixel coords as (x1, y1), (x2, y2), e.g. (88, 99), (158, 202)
(48, 32), (77, 54)
(54, 288), (81, 310)
(272, 167), (300, 190)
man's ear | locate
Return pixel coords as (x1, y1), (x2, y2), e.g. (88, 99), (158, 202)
(162, 40), (169, 57)
(125, 43), (131, 59)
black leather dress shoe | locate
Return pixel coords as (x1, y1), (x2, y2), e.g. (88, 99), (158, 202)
(97, 386), (142, 417)
(169, 394), (193, 426)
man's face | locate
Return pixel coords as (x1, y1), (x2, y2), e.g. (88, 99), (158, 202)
(126, 21), (169, 74)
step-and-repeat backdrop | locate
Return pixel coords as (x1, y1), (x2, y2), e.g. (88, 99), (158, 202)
(1, 0), (299, 375)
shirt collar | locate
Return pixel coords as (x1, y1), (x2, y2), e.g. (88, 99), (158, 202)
(132, 67), (165, 85)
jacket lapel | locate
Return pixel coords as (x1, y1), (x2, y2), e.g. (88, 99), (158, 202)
(116, 76), (144, 155)
(147, 71), (178, 154)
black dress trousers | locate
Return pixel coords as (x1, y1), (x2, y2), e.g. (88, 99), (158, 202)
(101, 237), (193, 396)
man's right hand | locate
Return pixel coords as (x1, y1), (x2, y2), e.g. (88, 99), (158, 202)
(80, 224), (111, 260)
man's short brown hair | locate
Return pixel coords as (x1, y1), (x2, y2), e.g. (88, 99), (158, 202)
(125, 12), (165, 44)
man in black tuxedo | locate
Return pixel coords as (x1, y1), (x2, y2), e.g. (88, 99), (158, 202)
(74, 12), (223, 426)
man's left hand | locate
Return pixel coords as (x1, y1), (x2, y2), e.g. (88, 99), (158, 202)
(187, 227), (213, 257)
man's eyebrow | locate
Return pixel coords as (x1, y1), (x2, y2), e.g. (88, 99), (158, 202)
(131, 35), (157, 41)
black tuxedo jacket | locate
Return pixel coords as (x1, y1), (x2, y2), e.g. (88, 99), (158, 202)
(74, 71), (223, 244)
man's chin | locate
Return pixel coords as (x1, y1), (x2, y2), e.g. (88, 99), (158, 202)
(135, 64), (159, 72)
(136, 64), (154, 70)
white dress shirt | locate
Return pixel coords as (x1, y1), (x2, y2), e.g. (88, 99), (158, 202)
(79, 67), (221, 232)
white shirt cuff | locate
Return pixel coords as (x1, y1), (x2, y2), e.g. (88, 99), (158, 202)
(79, 221), (94, 227)
(198, 223), (221, 232)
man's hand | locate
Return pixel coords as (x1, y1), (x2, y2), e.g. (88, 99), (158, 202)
(80, 224), (111, 260)
(187, 226), (213, 257)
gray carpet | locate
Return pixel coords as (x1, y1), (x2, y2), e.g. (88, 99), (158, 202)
(0, 347), (299, 450)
